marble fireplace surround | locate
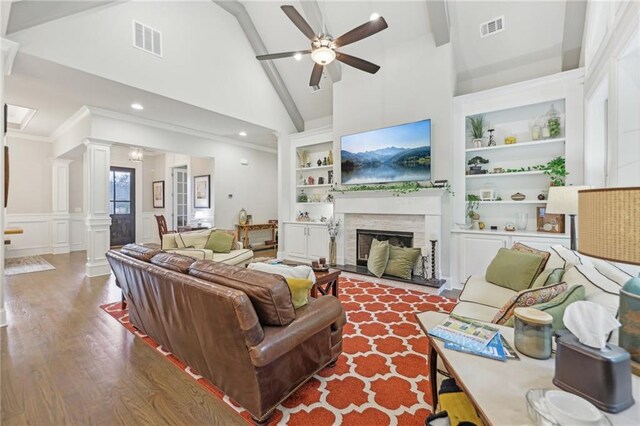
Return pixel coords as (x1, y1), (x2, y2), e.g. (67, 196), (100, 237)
(332, 189), (445, 268)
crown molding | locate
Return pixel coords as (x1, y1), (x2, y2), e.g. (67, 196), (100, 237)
(1, 38), (19, 75)
(5, 130), (53, 143)
(86, 106), (277, 154)
(50, 106), (91, 140)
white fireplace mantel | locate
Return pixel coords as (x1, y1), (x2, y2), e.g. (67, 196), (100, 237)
(332, 189), (445, 271)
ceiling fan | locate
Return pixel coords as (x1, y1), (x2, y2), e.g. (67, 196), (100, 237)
(256, 5), (388, 88)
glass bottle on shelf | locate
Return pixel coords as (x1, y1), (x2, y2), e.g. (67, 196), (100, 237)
(546, 104), (561, 138)
(297, 190), (308, 203)
(530, 119), (541, 141)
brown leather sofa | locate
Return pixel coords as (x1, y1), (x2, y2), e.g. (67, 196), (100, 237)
(106, 244), (346, 424)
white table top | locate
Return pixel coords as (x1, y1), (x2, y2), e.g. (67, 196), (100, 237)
(416, 311), (640, 425)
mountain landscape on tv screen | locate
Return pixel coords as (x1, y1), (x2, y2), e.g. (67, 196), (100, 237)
(341, 145), (431, 184)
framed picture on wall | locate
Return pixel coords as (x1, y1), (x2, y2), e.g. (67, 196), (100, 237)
(536, 206), (565, 233)
(194, 175), (210, 208)
(152, 181), (165, 208)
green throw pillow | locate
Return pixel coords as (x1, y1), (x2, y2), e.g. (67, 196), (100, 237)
(485, 248), (545, 292)
(506, 285), (585, 331)
(205, 231), (234, 253)
(384, 246), (421, 280)
(531, 267), (565, 288)
(285, 278), (313, 308)
(367, 239), (390, 278)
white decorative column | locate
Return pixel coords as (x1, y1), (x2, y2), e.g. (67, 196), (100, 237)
(84, 140), (112, 277)
(51, 159), (72, 254)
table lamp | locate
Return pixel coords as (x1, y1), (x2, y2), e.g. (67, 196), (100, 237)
(578, 187), (640, 374)
(546, 185), (592, 250)
(194, 210), (206, 227)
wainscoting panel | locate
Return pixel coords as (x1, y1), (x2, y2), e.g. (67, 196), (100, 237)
(6, 213), (87, 258)
(142, 212), (160, 244)
(70, 213), (86, 252)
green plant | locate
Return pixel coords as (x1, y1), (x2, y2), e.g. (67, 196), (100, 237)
(468, 156), (489, 167)
(466, 194), (481, 219)
(467, 115), (486, 139)
(330, 180), (454, 196)
(543, 156), (568, 186)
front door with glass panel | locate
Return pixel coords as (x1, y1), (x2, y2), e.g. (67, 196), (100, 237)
(173, 167), (188, 228)
(109, 167), (135, 247)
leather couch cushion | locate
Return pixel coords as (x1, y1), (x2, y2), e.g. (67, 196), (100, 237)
(120, 244), (160, 262)
(151, 252), (196, 273)
(189, 261), (296, 326)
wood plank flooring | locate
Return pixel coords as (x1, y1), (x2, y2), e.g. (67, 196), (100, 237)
(1, 251), (245, 425)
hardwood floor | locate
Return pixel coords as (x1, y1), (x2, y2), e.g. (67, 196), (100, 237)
(1, 251), (245, 426)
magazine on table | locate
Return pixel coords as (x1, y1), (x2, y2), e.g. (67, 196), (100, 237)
(445, 333), (507, 361)
(428, 314), (499, 352)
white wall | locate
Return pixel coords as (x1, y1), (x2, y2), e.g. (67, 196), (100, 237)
(9, 2), (295, 134)
(6, 135), (52, 214)
(332, 33), (455, 276)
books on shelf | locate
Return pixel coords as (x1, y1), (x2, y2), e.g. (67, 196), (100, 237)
(429, 314), (518, 362)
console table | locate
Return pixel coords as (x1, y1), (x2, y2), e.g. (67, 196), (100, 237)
(236, 223), (277, 251)
(416, 311), (640, 425)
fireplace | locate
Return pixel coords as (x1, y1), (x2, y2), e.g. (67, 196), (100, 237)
(356, 229), (414, 266)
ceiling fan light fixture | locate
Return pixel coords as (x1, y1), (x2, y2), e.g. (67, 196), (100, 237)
(311, 47), (336, 65)
(293, 52), (303, 61)
(369, 12), (381, 21)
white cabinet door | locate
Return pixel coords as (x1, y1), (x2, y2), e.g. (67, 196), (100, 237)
(461, 235), (508, 279)
(307, 226), (329, 259)
(284, 224), (308, 258)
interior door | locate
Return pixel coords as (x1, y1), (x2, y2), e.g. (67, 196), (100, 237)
(173, 167), (188, 228)
(109, 167), (135, 247)
(307, 225), (329, 259)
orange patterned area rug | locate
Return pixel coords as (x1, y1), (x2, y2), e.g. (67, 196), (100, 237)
(100, 276), (455, 425)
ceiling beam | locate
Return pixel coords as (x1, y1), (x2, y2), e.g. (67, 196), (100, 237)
(561, 0), (587, 71)
(299, 1), (341, 84)
(426, 0), (450, 47)
(213, 0), (304, 132)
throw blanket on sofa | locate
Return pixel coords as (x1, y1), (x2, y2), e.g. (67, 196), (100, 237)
(248, 262), (316, 284)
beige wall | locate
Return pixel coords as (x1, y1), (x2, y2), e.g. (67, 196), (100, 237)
(6, 136), (53, 214)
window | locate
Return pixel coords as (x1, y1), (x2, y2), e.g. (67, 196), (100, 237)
(109, 169), (132, 215)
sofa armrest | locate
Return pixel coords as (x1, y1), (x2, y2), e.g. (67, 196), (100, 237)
(162, 233), (178, 250)
(248, 296), (345, 367)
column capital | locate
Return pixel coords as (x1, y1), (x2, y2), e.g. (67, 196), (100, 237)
(83, 138), (113, 148)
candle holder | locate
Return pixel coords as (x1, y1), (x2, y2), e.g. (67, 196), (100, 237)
(426, 239), (446, 288)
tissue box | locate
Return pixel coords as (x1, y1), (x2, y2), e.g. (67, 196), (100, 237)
(553, 332), (634, 413)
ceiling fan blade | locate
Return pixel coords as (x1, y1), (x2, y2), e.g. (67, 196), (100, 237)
(309, 63), (323, 87)
(256, 50), (311, 61)
(281, 5), (318, 41)
(336, 52), (380, 74)
(334, 17), (388, 48)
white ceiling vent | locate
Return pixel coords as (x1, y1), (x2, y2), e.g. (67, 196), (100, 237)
(133, 20), (162, 57)
(480, 16), (505, 38)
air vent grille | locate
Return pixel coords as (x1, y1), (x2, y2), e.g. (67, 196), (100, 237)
(133, 20), (162, 57)
(480, 16), (504, 38)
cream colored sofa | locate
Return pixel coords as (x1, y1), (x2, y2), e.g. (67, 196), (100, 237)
(452, 245), (628, 326)
(161, 229), (254, 265)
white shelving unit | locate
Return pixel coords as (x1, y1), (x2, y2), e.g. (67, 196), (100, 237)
(449, 69), (584, 287)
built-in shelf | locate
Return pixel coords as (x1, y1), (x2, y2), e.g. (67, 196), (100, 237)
(451, 229), (569, 239)
(296, 184), (333, 188)
(477, 200), (547, 204)
(466, 170), (546, 179)
(465, 138), (565, 153)
(296, 165), (333, 171)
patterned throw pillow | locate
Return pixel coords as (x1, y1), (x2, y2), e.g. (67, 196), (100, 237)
(491, 282), (568, 325)
(512, 242), (550, 278)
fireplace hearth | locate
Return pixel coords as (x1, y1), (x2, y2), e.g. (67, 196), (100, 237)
(356, 229), (414, 266)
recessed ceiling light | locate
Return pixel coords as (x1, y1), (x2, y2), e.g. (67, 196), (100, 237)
(369, 12), (381, 21)
(239, 131), (247, 137)
(131, 103), (144, 110)
(294, 52), (303, 61)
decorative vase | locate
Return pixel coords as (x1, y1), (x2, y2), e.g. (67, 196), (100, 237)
(239, 208), (247, 225)
(329, 238), (337, 266)
(472, 138), (483, 148)
(328, 150), (333, 165)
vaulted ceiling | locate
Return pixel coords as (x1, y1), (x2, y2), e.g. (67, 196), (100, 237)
(2, 0), (587, 136)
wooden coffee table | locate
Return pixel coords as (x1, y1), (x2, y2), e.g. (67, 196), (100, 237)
(310, 268), (341, 298)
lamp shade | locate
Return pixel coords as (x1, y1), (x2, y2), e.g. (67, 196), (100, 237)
(546, 185), (592, 215)
(194, 210), (207, 219)
(578, 187), (640, 266)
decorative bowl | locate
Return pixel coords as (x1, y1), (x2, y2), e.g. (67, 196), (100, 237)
(511, 192), (526, 201)
(455, 222), (473, 230)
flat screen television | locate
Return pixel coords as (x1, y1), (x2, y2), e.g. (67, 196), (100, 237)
(340, 119), (431, 185)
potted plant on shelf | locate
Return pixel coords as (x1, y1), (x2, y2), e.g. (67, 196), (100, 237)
(467, 115), (486, 148)
(544, 156), (568, 186)
(467, 156), (489, 175)
(466, 194), (481, 220)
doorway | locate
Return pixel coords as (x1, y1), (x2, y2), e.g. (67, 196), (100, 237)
(173, 166), (188, 228)
(109, 167), (136, 247)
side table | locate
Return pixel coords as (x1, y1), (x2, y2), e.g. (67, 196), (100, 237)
(311, 269), (341, 298)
